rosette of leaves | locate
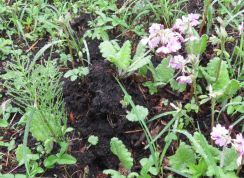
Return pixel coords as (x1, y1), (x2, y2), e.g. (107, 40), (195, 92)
(99, 40), (151, 77)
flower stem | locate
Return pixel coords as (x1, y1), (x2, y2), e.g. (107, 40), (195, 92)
(215, 38), (225, 82)
(211, 98), (216, 145)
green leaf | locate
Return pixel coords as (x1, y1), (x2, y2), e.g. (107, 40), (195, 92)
(64, 67), (89, 81)
(206, 58), (229, 90)
(15, 145), (39, 166)
(126, 105), (148, 122)
(187, 159), (208, 178)
(140, 153), (159, 176)
(186, 34), (208, 55)
(192, 132), (223, 177)
(110, 137), (133, 170)
(59, 142), (69, 156)
(170, 79), (186, 92)
(116, 40), (132, 70)
(128, 42), (151, 73)
(169, 142), (196, 171)
(99, 40), (132, 71)
(44, 155), (58, 168)
(222, 172), (239, 178)
(223, 148), (238, 171)
(154, 58), (174, 82)
(217, 79), (240, 102)
(44, 139), (54, 154)
(103, 169), (126, 178)
(29, 110), (62, 142)
(0, 119), (8, 128)
(57, 154), (77, 165)
(143, 81), (159, 95)
(133, 42), (147, 62)
(88, 135), (99, 146)
(177, 131), (225, 177)
(99, 41), (117, 60)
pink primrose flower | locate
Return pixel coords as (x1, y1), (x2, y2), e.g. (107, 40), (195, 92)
(169, 55), (185, 70)
(149, 23), (164, 35)
(239, 22), (243, 35)
(233, 134), (244, 166)
(211, 124), (231, 147)
(176, 75), (192, 84)
(144, 24), (184, 54)
(173, 13), (200, 34)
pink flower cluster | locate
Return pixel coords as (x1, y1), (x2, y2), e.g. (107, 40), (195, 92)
(211, 124), (244, 166)
(173, 14), (200, 33)
(169, 55), (192, 84)
(142, 14), (200, 85)
(142, 24), (184, 54)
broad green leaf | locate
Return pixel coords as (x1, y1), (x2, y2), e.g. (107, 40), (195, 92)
(140, 153), (159, 176)
(143, 81), (159, 95)
(133, 42), (147, 62)
(217, 79), (240, 102)
(192, 132), (224, 177)
(169, 142), (196, 171)
(99, 40), (132, 71)
(103, 169), (126, 178)
(59, 142), (69, 156)
(170, 79), (186, 92)
(206, 58), (229, 90)
(110, 137), (133, 170)
(187, 159), (208, 178)
(223, 148), (238, 171)
(154, 59), (174, 82)
(44, 155), (58, 168)
(222, 172), (239, 178)
(15, 145), (39, 166)
(186, 34), (208, 55)
(44, 139), (54, 154)
(116, 40), (132, 70)
(99, 41), (117, 60)
(0, 119), (8, 128)
(128, 42), (151, 73)
(128, 55), (151, 74)
(57, 154), (77, 165)
(64, 67), (89, 81)
(126, 105), (148, 122)
(29, 110), (62, 142)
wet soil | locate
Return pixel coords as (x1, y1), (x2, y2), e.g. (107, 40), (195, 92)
(62, 60), (149, 177)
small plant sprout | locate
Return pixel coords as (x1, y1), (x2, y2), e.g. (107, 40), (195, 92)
(64, 67), (89, 81)
(99, 40), (151, 77)
(88, 135), (99, 146)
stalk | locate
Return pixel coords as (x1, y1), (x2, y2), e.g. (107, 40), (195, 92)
(211, 97), (216, 145)
(199, 0), (212, 35)
(215, 40), (225, 82)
